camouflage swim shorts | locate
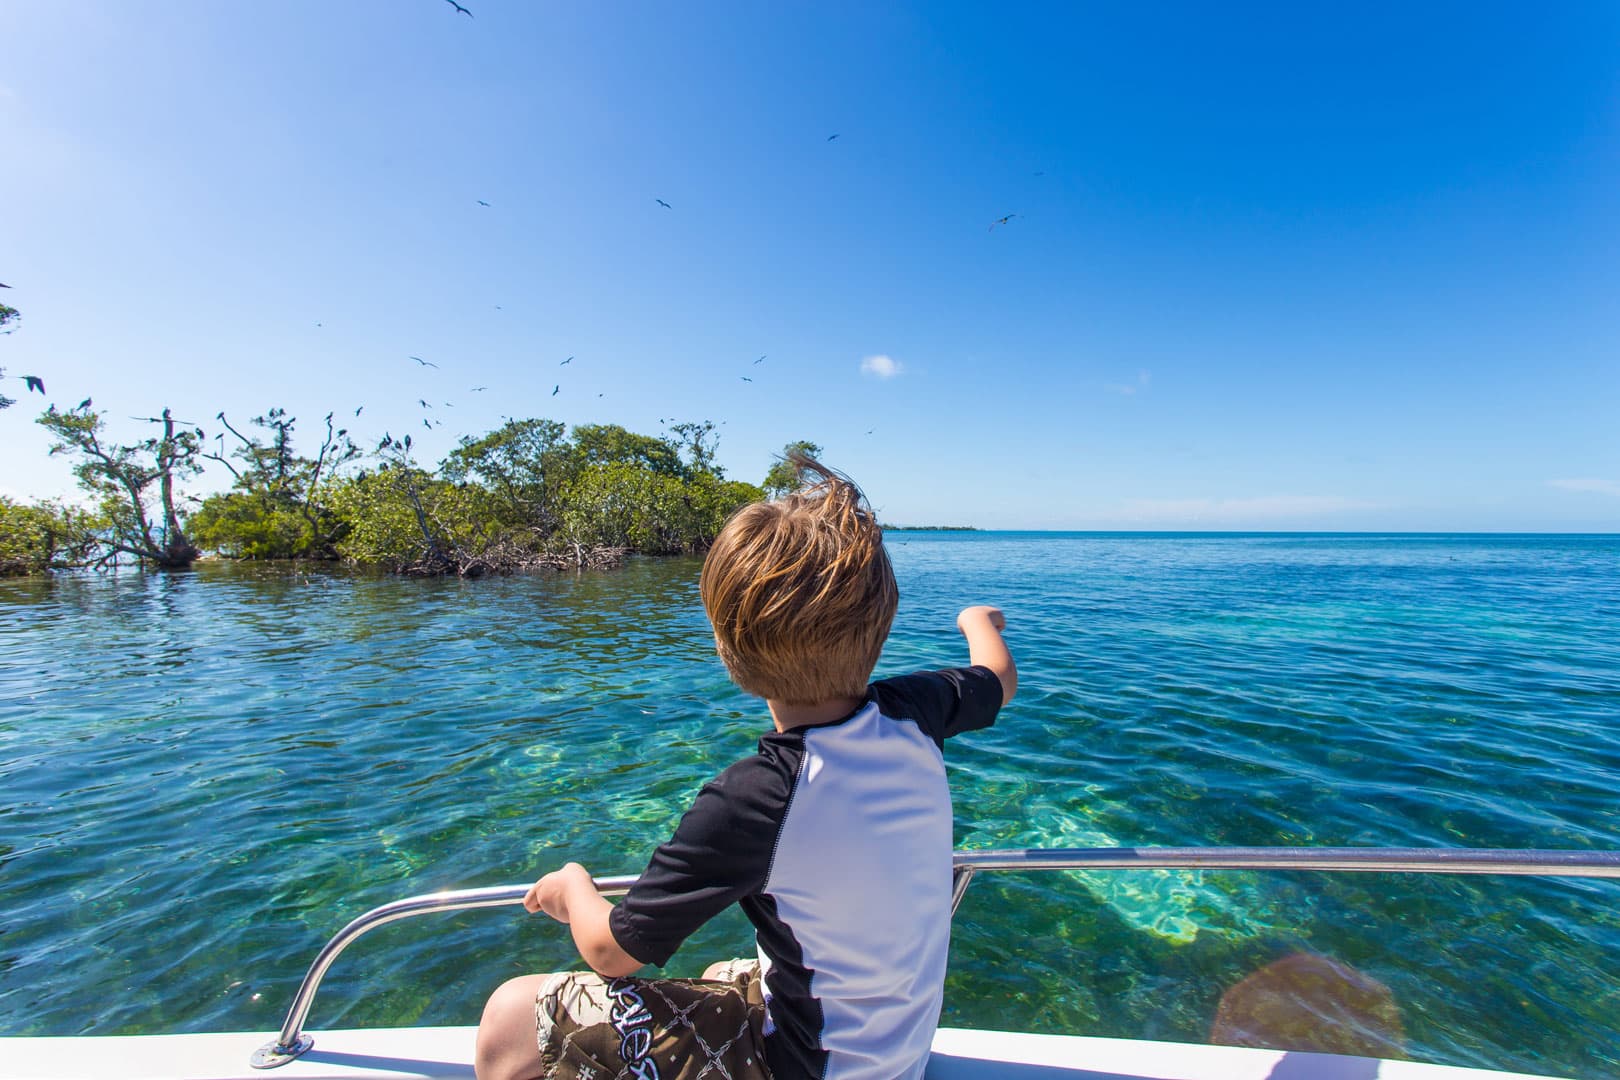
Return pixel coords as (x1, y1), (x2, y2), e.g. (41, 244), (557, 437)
(533, 959), (771, 1080)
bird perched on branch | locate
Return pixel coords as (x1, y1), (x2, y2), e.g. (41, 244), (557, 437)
(77, 397), (92, 411)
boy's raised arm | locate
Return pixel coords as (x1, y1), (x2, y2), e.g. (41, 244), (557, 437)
(957, 605), (1016, 706)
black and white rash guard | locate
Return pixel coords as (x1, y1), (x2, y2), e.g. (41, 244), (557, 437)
(608, 666), (1004, 1080)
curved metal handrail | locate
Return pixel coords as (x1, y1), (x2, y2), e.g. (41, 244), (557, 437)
(249, 875), (638, 1069)
(251, 846), (1620, 1067)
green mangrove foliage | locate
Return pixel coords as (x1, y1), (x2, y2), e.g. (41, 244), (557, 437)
(0, 497), (99, 576)
(8, 404), (797, 575)
(189, 409), (360, 559)
(763, 440), (823, 497)
(333, 420), (764, 575)
(37, 406), (204, 569)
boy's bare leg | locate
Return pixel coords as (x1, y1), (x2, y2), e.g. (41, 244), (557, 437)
(474, 974), (551, 1080)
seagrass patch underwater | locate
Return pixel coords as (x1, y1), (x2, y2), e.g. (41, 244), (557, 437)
(2, 533), (1617, 1075)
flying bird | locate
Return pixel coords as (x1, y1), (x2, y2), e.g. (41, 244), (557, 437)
(423, 419), (432, 430)
(754, 354), (766, 364)
(827, 134), (840, 141)
(355, 406), (364, 416)
(656, 199), (671, 209)
(443, 0), (473, 16)
(22, 375), (44, 394)
(0, 282), (10, 288)
(560, 356), (572, 365)
(990, 214), (1017, 231)
(477, 199), (490, 207)
(411, 356), (438, 368)
(552, 384), (559, 396)
(469, 386), (487, 392)
(77, 397), (92, 411)
(740, 376), (752, 383)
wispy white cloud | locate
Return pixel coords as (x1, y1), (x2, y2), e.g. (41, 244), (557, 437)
(1097, 494), (1377, 525)
(1550, 478), (1620, 497)
(1107, 369), (1152, 395)
(860, 354), (903, 379)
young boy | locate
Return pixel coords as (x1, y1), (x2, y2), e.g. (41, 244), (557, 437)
(475, 457), (1015, 1080)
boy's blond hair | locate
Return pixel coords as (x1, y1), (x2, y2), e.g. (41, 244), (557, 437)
(701, 454), (897, 705)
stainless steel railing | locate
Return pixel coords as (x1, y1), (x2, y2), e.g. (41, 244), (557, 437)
(250, 846), (1620, 1068)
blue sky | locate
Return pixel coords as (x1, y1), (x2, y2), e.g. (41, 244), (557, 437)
(2, 1), (1616, 530)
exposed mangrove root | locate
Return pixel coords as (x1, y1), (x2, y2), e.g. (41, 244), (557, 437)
(393, 542), (628, 578)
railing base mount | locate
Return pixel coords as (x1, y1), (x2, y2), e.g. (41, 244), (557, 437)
(250, 1033), (313, 1070)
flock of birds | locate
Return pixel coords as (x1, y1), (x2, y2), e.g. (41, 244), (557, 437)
(361, 1), (1027, 454)
(3, 1), (1030, 462)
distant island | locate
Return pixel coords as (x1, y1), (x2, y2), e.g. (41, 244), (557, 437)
(880, 524), (980, 531)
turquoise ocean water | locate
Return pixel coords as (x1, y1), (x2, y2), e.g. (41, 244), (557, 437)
(1, 533), (1617, 1075)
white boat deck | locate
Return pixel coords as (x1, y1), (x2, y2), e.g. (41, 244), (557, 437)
(4, 1025), (1565, 1080)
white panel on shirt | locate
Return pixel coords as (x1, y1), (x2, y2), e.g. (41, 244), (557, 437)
(763, 701), (956, 1080)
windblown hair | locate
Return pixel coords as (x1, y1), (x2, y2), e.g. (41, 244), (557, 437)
(701, 454), (898, 705)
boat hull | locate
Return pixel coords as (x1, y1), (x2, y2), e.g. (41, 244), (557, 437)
(4, 1025), (1566, 1080)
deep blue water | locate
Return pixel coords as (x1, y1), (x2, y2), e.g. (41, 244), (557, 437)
(2, 533), (1617, 1075)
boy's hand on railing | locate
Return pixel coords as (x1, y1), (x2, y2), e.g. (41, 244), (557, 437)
(524, 861), (645, 977)
(524, 861), (594, 923)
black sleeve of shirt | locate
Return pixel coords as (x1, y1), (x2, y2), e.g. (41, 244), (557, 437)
(870, 665), (1004, 748)
(608, 748), (796, 967)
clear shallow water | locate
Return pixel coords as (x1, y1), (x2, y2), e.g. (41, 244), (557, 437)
(2, 533), (1617, 1075)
